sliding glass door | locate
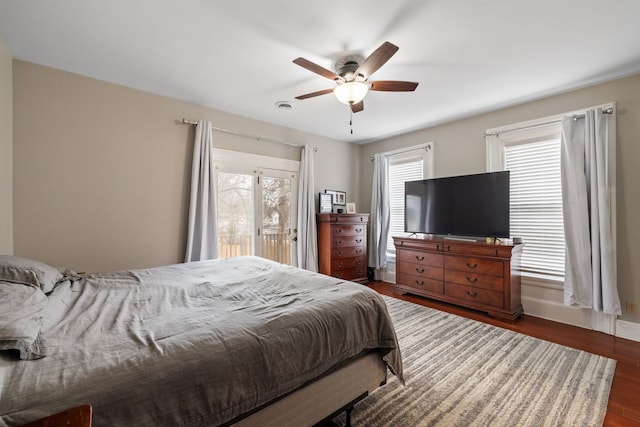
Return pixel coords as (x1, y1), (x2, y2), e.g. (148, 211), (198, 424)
(216, 171), (254, 259)
(258, 169), (296, 265)
(214, 151), (298, 266)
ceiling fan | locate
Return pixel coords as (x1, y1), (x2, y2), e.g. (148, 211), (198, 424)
(293, 41), (418, 113)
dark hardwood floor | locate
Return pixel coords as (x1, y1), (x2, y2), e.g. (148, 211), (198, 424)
(368, 281), (640, 427)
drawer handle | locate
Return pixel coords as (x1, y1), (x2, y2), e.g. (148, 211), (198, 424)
(436, 244), (440, 251)
(466, 262), (478, 269)
(447, 245), (451, 251)
(466, 290), (479, 297)
(415, 280), (425, 286)
(336, 229), (343, 233)
(356, 260), (362, 265)
(356, 228), (362, 232)
(336, 262), (343, 267)
(416, 268), (425, 274)
(336, 251), (343, 256)
(416, 255), (425, 261)
(466, 276), (478, 283)
(356, 239), (362, 243)
(337, 240), (343, 244)
(355, 249), (362, 254)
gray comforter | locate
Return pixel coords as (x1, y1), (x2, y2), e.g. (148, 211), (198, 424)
(0, 256), (402, 426)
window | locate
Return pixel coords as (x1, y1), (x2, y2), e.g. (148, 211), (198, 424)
(487, 104), (617, 287)
(385, 144), (434, 257)
(487, 121), (565, 283)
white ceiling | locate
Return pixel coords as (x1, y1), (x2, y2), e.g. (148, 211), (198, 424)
(2, 0), (640, 144)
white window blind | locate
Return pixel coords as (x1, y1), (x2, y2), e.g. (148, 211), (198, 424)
(504, 138), (565, 278)
(386, 153), (425, 254)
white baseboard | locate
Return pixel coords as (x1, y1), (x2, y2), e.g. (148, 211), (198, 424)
(521, 294), (593, 329)
(616, 319), (640, 342)
(522, 288), (639, 342)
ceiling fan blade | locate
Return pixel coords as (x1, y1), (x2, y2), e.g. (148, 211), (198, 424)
(295, 88), (335, 100)
(293, 57), (340, 81)
(355, 41), (399, 78)
(350, 100), (364, 113)
(370, 80), (419, 92)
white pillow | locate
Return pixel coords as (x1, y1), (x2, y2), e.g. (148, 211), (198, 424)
(0, 255), (64, 294)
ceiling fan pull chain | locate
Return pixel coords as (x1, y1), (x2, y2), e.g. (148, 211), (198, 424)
(350, 108), (354, 134)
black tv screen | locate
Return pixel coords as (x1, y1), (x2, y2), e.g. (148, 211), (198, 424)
(404, 171), (510, 238)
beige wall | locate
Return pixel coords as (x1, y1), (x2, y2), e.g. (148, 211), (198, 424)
(359, 73), (640, 323)
(12, 60), (360, 273)
(0, 35), (12, 255)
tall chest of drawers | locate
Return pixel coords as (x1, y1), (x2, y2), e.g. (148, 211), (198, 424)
(393, 236), (523, 320)
(317, 213), (369, 284)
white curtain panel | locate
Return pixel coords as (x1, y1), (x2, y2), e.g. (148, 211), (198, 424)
(560, 109), (621, 315)
(368, 153), (390, 270)
(296, 145), (318, 272)
(184, 120), (219, 262)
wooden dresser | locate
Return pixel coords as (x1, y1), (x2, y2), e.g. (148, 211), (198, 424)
(317, 213), (369, 284)
(393, 236), (523, 320)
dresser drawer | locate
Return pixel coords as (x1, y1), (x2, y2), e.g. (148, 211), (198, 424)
(444, 282), (503, 308)
(397, 273), (444, 294)
(332, 225), (365, 236)
(444, 256), (503, 277)
(333, 267), (367, 281)
(333, 236), (365, 247)
(444, 269), (504, 292)
(397, 261), (443, 281)
(397, 249), (443, 268)
(332, 256), (365, 270)
(333, 246), (365, 258)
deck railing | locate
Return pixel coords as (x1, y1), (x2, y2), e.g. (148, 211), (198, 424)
(218, 233), (291, 264)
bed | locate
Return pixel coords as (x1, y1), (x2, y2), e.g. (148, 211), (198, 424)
(0, 255), (403, 426)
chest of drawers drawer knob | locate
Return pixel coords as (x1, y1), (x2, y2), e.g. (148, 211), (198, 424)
(466, 290), (479, 297)
(415, 280), (425, 286)
(416, 255), (425, 261)
(355, 249), (362, 254)
(466, 276), (478, 283)
(356, 239), (362, 243)
(355, 228), (362, 233)
(416, 268), (425, 274)
(466, 262), (478, 269)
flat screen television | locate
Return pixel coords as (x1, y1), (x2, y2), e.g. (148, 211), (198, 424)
(404, 171), (510, 238)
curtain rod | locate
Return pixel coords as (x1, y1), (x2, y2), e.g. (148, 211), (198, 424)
(370, 142), (432, 161)
(484, 108), (613, 137)
(179, 118), (317, 152)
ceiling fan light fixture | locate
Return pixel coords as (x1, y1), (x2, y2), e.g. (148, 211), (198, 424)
(334, 81), (368, 105)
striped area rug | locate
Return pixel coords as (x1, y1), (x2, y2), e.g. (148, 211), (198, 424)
(341, 296), (616, 427)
